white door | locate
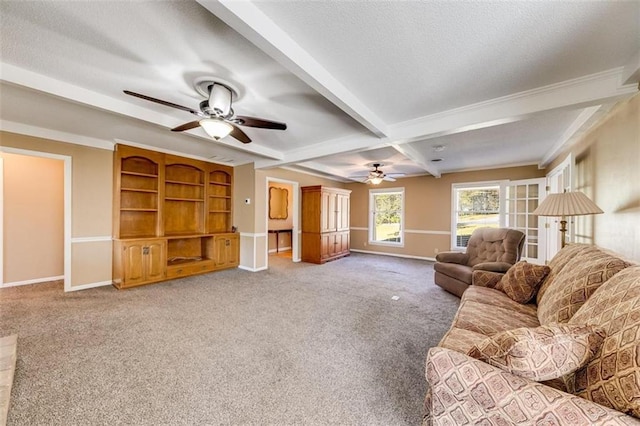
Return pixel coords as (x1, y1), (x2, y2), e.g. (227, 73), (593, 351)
(545, 158), (573, 260)
(505, 178), (547, 264)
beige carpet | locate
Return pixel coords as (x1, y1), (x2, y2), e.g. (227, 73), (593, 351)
(0, 253), (459, 425)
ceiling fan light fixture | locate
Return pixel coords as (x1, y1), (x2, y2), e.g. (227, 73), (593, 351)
(200, 117), (233, 140)
(370, 176), (384, 185)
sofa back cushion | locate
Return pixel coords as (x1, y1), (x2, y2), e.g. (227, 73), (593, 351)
(537, 248), (632, 325)
(466, 228), (525, 267)
(536, 244), (593, 305)
(566, 266), (640, 418)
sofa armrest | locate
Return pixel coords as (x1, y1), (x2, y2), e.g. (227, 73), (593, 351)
(472, 261), (513, 272)
(435, 251), (468, 265)
(471, 270), (503, 288)
(425, 347), (636, 425)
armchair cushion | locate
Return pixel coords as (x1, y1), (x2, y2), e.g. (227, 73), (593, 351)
(434, 251), (468, 264)
(472, 261), (514, 273)
(467, 324), (605, 382)
(496, 261), (551, 304)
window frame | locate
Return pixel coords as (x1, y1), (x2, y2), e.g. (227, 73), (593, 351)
(450, 181), (506, 250)
(368, 187), (405, 247)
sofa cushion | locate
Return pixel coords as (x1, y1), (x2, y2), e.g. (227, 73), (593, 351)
(496, 261), (551, 304)
(467, 324), (605, 382)
(537, 249), (632, 325)
(566, 266), (640, 418)
(462, 286), (538, 318)
(452, 300), (540, 337)
(536, 244), (594, 305)
(438, 326), (488, 354)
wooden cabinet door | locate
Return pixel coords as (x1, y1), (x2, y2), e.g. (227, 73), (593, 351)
(213, 235), (228, 268)
(121, 240), (166, 287)
(321, 190), (337, 232)
(320, 233), (333, 260)
(145, 241), (167, 282)
(122, 242), (146, 286)
(336, 194), (350, 232)
(227, 234), (239, 267)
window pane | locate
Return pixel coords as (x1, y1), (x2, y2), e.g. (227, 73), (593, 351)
(455, 187), (500, 247)
(370, 191), (403, 244)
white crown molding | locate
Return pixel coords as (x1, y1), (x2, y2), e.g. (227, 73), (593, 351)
(439, 161), (541, 175)
(1, 120), (115, 151)
(389, 67), (637, 142)
(197, 0), (388, 138)
(114, 138), (243, 167)
(277, 165), (346, 183)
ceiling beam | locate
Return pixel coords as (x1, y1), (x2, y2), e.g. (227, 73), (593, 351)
(622, 49), (640, 85)
(255, 67), (637, 171)
(197, 0), (388, 138)
(390, 143), (441, 178)
(0, 63), (284, 161)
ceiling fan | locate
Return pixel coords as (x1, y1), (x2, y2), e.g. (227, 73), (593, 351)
(351, 163), (405, 184)
(123, 79), (286, 144)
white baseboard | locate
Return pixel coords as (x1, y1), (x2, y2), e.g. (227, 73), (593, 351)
(350, 249), (435, 262)
(268, 246), (292, 254)
(66, 280), (113, 292)
(2, 275), (64, 288)
(238, 265), (268, 272)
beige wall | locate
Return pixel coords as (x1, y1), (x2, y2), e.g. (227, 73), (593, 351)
(346, 165), (546, 259)
(0, 131), (113, 289)
(2, 152), (64, 283)
(550, 93), (640, 261)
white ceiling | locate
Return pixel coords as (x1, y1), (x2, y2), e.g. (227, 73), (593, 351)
(1, 1), (638, 181)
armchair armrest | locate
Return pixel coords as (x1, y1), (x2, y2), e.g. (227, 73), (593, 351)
(471, 270), (503, 288)
(425, 347), (635, 425)
(435, 251), (468, 265)
(472, 261), (513, 272)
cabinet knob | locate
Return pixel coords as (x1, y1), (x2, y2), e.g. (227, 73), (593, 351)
(143, 246), (150, 255)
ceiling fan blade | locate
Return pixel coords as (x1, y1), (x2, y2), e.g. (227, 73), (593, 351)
(386, 173), (405, 178)
(229, 123), (252, 144)
(235, 116), (287, 130)
(124, 90), (201, 116)
(383, 176), (396, 182)
(171, 121), (201, 132)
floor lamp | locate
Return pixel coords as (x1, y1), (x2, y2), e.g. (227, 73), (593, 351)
(532, 191), (603, 248)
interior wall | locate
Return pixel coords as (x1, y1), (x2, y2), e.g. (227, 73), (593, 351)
(549, 93), (640, 261)
(267, 182), (293, 252)
(0, 131), (113, 289)
(2, 152), (64, 284)
(345, 165), (546, 260)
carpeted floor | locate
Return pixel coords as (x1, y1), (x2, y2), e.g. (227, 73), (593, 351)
(0, 253), (459, 425)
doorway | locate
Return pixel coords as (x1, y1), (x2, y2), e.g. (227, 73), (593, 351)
(265, 178), (299, 266)
(0, 148), (71, 290)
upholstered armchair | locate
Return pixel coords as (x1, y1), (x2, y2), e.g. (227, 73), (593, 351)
(434, 227), (525, 297)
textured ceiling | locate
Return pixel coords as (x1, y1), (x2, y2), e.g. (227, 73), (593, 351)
(0, 1), (638, 181)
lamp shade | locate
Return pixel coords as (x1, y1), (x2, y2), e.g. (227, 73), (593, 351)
(199, 118), (233, 140)
(532, 191), (603, 217)
(370, 176), (383, 185)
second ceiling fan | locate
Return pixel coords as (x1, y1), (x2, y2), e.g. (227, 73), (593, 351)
(351, 163), (405, 184)
(124, 80), (286, 144)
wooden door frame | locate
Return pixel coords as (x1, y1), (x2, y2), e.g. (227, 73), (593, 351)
(0, 147), (72, 291)
(265, 177), (300, 264)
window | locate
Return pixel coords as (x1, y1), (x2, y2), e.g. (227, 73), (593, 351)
(451, 182), (504, 250)
(369, 188), (404, 246)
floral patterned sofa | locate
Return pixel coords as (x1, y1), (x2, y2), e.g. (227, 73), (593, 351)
(425, 244), (640, 425)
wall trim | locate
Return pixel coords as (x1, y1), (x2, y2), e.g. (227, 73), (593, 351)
(351, 227), (450, 235)
(71, 236), (112, 243)
(240, 232), (267, 238)
(2, 275), (64, 288)
(67, 280), (113, 292)
(268, 247), (292, 254)
(350, 249), (435, 262)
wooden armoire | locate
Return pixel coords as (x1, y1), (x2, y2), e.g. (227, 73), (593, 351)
(301, 186), (351, 264)
(112, 144), (239, 289)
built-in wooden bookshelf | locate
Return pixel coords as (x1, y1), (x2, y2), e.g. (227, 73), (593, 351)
(112, 144), (238, 289)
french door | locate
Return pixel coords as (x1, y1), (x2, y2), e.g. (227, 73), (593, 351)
(505, 178), (547, 264)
